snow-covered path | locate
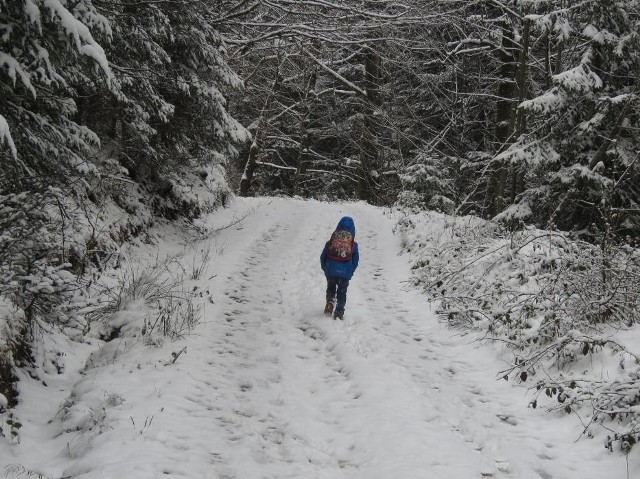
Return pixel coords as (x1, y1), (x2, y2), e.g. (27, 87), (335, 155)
(197, 200), (490, 478)
(154, 197), (626, 479)
(2, 197), (634, 478)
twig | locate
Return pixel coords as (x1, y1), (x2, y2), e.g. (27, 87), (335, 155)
(170, 346), (187, 364)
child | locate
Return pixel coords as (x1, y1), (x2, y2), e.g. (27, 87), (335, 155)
(320, 216), (359, 320)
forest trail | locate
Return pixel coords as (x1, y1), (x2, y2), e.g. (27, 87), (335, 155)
(149, 197), (622, 479)
(3, 197), (631, 479)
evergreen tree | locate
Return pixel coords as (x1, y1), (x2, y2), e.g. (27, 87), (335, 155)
(498, 0), (640, 238)
(88, 0), (248, 218)
(0, 0), (113, 188)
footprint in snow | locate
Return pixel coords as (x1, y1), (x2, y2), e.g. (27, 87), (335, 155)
(496, 414), (518, 426)
(494, 459), (511, 473)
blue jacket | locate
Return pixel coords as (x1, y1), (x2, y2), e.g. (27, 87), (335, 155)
(320, 216), (359, 280)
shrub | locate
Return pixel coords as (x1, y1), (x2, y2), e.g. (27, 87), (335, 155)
(397, 210), (640, 452)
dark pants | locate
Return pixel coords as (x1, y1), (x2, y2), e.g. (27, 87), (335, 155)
(326, 276), (349, 315)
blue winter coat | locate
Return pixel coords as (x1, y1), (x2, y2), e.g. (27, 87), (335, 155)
(320, 216), (359, 280)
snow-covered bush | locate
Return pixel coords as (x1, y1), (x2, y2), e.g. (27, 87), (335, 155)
(0, 191), (88, 331)
(398, 159), (456, 214)
(397, 209), (640, 452)
(0, 187), (111, 409)
(0, 0), (242, 417)
(397, 151), (482, 215)
(89, 253), (204, 345)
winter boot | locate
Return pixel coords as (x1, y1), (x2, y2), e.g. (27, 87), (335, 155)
(324, 301), (334, 315)
(334, 310), (344, 321)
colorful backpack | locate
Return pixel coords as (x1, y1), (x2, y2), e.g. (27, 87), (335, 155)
(327, 229), (354, 261)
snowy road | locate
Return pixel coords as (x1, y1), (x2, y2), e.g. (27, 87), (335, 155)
(198, 200), (491, 478)
(163, 197), (627, 479)
(2, 197), (633, 478)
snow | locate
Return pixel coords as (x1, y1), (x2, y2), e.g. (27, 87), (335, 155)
(42, 0), (112, 79)
(494, 202), (532, 222)
(493, 138), (561, 168)
(0, 53), (36, 98)
(520, 88), (566, 115)
(582, 25), (618, 45)
(0, 197), (637, 478)
(0, 115), (17, 159)
(23, 0), (42, 31)
(553, 64), (603, 93)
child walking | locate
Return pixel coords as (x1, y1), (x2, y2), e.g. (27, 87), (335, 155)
(320, 216), (359, 320)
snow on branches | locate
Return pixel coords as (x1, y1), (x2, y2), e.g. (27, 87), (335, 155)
(397, 209), (640, 452)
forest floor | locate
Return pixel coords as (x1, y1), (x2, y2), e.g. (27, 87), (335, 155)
(0, 197), (636, 478)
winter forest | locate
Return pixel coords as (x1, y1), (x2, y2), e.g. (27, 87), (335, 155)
(2, 0), (640, 477)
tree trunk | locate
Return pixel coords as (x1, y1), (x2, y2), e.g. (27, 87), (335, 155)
(512, 18), (531, 137)
(544, 31), (552, 89)
(555, 39), (563, 75)
(358, 48), (381, 202)
(239, 130), (263, 197)
(509, 18), (531, 204)
(486, 19), (517, 217)
(238, 66), (281, 197)
(293, 67), (318, 197)
(588, 99), (632, 170)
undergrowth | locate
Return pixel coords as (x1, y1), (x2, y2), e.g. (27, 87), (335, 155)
(0, 184), (213, 446)
(396, 211), (640, 454)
